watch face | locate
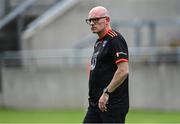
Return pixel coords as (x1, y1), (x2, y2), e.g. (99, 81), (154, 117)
(104, 88), (110, 95)
(103, 88), (107, 92)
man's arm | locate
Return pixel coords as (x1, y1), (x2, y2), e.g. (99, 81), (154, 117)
(98, 62), (129, 112)
(107, 61), (129, 93)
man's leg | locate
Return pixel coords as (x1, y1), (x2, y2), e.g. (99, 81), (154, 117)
(99, 108), (128, 123)
(83, 106), (102, 123)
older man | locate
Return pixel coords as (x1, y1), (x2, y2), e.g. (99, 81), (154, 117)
(83, 6), (129, 123)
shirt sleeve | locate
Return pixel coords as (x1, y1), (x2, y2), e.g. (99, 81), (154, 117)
(110, 35), (129, 64)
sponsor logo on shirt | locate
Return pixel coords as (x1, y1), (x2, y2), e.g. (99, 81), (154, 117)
(116, 52), (127, 57)
(91, 51), (99, 70)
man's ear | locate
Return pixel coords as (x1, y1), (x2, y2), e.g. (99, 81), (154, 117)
(106, 17), (110, 24)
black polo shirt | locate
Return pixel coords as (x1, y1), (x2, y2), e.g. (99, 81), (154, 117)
(88, 29), (129, 111)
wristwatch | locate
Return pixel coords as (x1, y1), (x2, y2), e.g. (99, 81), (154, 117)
(103, 88), (111, 95)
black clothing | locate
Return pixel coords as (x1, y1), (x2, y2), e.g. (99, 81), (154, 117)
(83, 105), (127, 123)
(89, 30), (129, 111)
(84, 29), (129, 123)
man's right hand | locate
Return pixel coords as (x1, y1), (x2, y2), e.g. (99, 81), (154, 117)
(98, 93), (109, 112)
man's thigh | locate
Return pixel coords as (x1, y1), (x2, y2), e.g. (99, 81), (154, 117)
(99, 108), (127, 123)
(83, 106), (102, 123)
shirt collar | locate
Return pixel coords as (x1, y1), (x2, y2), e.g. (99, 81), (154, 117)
(98, 29), (112, 40)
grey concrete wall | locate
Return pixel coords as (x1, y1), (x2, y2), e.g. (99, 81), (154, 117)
(130, 63), (180, 110)
(129, 0), (180, 19)
(2, 65), (89, 109)
(1, 62), (180, 110)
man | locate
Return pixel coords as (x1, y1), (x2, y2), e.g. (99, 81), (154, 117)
(83, 6), (129, 123)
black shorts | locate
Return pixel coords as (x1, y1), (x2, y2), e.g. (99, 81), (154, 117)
(83, 104), (128, 123)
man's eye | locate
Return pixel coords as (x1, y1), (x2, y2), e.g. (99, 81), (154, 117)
(90, 18), (98, 21)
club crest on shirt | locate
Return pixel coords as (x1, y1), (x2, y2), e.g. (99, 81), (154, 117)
(103, 40), (108, 47)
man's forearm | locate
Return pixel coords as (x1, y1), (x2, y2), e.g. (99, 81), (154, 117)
(107, 62), (129, 93)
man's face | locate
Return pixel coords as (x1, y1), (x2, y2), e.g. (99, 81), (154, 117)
(86, 14), (108, 33)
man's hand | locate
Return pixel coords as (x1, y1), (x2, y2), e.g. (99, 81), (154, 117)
(98, 93), (109, 112)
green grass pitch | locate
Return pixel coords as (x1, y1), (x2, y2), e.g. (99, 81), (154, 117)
(0, 108), (180, 123)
